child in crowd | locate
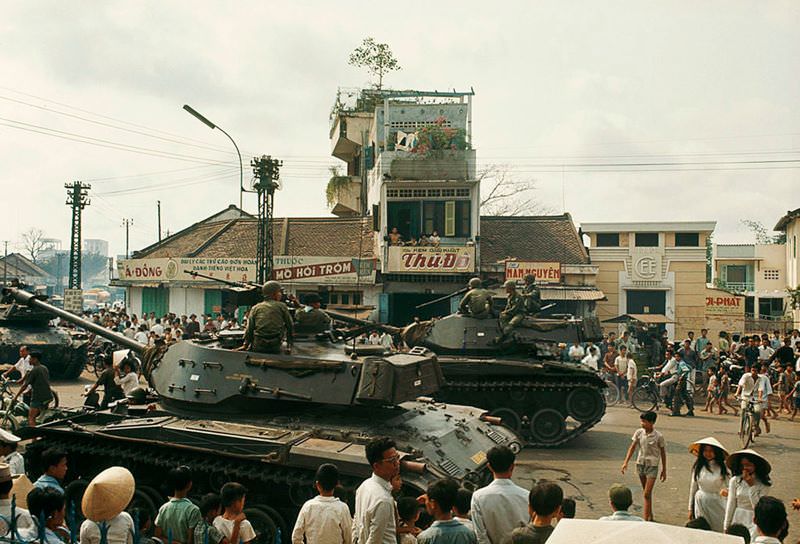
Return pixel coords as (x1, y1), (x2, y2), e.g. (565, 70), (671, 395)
(213, 483), (255, 544)
(155, 466), (202, 544)
(559, 498), (576, 520)
(718, 367), (737, 415)
(195, 494), (226, 544)
(396, 497), (422, 544)
(621, 411), (666, 521)
(510, 481), (563, 544)
(704, 367), (719, 413)
(452, 488), (473, 531)
(291, 463), (352, 544)
(417, 479), (476, 544)
(129, 508), (156, 544)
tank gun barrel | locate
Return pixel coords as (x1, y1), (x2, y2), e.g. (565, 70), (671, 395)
(415, 279), (500, 310)
(184, 270), (259, 289)
(324, 309), (402, 334)
(1, 287), (146, 354)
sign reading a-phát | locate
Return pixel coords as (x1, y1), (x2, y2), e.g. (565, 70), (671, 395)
(705, 292), (745, 316)
(505, 261), (562, 284)
(387, 246), (475, 273)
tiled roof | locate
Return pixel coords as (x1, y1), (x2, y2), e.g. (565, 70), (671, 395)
(135, 216), (375, 259)
(479, 214), (589, 265)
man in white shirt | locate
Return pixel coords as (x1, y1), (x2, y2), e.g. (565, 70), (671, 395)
(581, 347), (599, 370)
(735, 366), (761, 432)
(379, 332), (395, 352)
(292, 463), (352, 544)
(133, 325), (149, 345)
(151, 318), (165, 337)
(368, 331), (382, 346)
(567, 342), (584, 363)
(614, 346), (630, 401)
(657, 351), (679, 400)
(470, 445), (529, 544)
(352, 438), (399, 544)
(3, 346), (32, 404)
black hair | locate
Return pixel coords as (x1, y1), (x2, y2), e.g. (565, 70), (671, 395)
(486, 445), (515, 473)
(640, 411), (657, 423)
(365, 437), (396, 466)
(725, 523), (750, 543)
(168, 465), (193, 492)
(129, 507), (151, 529)
(26, 487), (65, 521)
(426, 478), (459, 513)
(729, 454), (772, 486)
(692, 445), (728, 482)
(754, 496), (787, 537)
(315, 463), (339, 492)
(560, 498), (576, 519)
(396, 497), (420, 522)
(529, 481), (563, 517)
(220, 482), (247, 508)
(0, 480), (12, 495)
(41, 449), (67, 471)
(685, 517), (711, 530)
(199, 493), (222, 517)
(454, 488), (472, 516)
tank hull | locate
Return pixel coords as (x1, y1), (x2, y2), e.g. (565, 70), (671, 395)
(0, 324), (87, 379)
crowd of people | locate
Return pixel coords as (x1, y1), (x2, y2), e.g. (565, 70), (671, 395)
(387, 228), (443, 247)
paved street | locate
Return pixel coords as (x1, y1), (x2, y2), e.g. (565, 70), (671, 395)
(46, 372), (800, 540)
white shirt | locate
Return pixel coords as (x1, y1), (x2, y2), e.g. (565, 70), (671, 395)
(614, 356), (629, 375)
(213, 516), (256, 543)
(755, 374), (772, 406)
(660, 359), (677, 376)
(151, 323), (165, 336)
(134, 331), (149, 344)
(352, 474), (396, 544)
(758, 346), (774, 361)
(568, 345), (585, 360)
(380, 333), (394, 350)
(0, 497), (33, 534)
(5, 451), (24, 476)
(626, 362), (638, 381)
(738, 373), (756, 400)
(80, 512), (134, 544)
(20, 523), (63, 544)
(753, 537), (782, 544)
(581, 354), (599, 370)
(292, 495), (352, 544)
(470, 478), (528, 544)
(369, 335), (382, 346)
(15, 356), (32, 394)
(113, 372), (140, 395)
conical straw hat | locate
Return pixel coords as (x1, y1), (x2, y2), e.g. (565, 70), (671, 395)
(725, 449), (771, 474)
(688, 437), (729, 457)
(81, 467), (135, 522)
(11, 475), (33, 508)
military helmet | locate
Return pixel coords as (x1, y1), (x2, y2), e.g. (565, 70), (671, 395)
(468, 277), (482, 289)
(262, 280), (282, 295)
(524, 274), (535, 283)
(126, 387), (147, 405)
(503, 279), (517, 289)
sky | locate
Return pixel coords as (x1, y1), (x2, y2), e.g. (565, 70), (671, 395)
(1, 1), (798, 259)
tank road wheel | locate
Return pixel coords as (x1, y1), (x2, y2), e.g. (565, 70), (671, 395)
(528, 409), (566, 445)
(489, 408), (522, 432)
(243, 507), (277, 544)
(138, 485), (165, 512)
(64, 479), (91, 522)
(253, 505), (288, 544)
(566, 387), (604, 422)
(126, 489), (157, 523)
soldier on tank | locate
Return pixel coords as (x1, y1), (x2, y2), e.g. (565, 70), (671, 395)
(520, 274), (542, 315)
(458, 277), (493, 319)
(295, 293), (331, 334)
(498, 280), (525, 339)
(241, 281), (294, 354)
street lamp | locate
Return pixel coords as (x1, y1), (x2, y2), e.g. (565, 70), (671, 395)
(182, 104), (244, 211)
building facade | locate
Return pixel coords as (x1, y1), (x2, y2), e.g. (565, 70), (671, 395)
(776, 208), (800, 327)
(581, 221), (716, 340)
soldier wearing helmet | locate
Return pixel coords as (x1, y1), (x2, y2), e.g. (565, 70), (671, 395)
(499, 279), (525, 338)
(242, 280), (294, 353)
(458, 277), (492, 319)
(520, 273), (542, 315)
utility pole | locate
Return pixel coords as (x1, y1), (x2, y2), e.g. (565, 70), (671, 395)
(55, 252), (64, 294)
(2, 241), (7, 287)
(157, 200), (162, 243)
(122, 218), (132, 258)
(65, 181), (90, 289)
(251, 155), (282, 284)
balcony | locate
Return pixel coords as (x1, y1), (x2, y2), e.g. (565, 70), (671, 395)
(327, 176), (362, 217)
(386, 245), (475, 274)
(713, 279), (754, 293)
(330, 113), (372, 161)
(377, 149), (477, 181)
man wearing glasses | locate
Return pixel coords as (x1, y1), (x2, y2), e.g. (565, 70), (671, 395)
(353, 438), (400, 544)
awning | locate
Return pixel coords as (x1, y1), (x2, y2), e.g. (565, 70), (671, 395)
(548, 519), (741, 543)
(539, 287), (606, 301)
(603, 313), (673, 324)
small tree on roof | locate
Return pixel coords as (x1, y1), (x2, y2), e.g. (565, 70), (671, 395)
(348, 37), (400, 90)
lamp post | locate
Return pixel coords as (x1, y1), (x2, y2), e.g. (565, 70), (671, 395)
(182, 105), (244, 211)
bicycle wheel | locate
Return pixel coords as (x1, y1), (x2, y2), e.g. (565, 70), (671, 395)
(631, 387), (657, 412)
(740, 412), (753, 448)
(603, 380), (620, 406)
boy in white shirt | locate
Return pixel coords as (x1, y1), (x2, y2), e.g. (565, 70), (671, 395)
(292, 463), (352, 544)
(213, 483), (256, 544)
(625, 354), (638, 407)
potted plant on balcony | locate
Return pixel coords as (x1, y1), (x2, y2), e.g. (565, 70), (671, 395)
(326, 166), (354, 208)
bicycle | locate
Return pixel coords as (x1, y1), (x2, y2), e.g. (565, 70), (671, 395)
(630, 366), (666, 412)
(599, 370), (620, 406)
(0, 378), (60, 431)
(737, 396), (758, 448)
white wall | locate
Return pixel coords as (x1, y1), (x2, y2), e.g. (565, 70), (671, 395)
(168, 286), (205, 317)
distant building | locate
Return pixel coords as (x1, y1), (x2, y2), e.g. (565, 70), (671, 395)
(83, 239), (109, 257)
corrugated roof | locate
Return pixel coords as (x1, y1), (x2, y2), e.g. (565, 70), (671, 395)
(479, 214), (589, 266)
(539, 287), (605, 301)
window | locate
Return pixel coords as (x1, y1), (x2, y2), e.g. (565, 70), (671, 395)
(635, 232), (659, 247)
(675, 232), (699, 247)
(423, 200), (470, 237)
(764, 269), (780, 280)
(596, 233), (620, 247)
(758, 297), (784, 318)
(724, 265), (747, 284)
(328, 291), (362, 305)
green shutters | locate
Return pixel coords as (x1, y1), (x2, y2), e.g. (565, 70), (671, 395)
(204, 289), (222, 316)
(141, 287), (169, 316)
(445, 201), (456, 236)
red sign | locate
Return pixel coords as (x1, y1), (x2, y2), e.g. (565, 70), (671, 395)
(274, 260), (354, 281)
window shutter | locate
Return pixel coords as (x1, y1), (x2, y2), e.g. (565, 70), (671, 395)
(445, 201), (456, 236)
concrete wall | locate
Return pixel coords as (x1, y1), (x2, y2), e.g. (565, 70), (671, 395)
(670, 260), (707, 339)
(594, 260), (625, 330)
(755, 244), (787, 292)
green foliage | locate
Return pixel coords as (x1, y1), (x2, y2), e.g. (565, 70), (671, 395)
(740, 219), (786, 244)
(326, 166), (353, 207)
(705, 233), (712, 283)
(348, 37), (400, 90)
(411, 116), (468, 157)
(788, 285), (800, 310)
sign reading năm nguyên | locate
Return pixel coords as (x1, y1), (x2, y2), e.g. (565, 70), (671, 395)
(504, 261), (562, 284)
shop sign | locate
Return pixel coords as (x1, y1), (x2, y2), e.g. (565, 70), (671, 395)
(705, 292), (745, 317)
(273, 256), (376, 284)
(118, 258), (258, 284)
(387, 246), (475, 273)
(505, 261), (561, 284)
(63, 289), (83, 313)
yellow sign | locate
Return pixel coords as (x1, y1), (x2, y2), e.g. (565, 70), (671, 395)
(705, 290), (745, 317)
(387, 246), (475, 273)
(470, 450), (487, 465)
(505, 261), (561, 284)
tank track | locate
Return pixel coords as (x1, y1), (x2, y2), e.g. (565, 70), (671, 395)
(437, 377), (606, 447)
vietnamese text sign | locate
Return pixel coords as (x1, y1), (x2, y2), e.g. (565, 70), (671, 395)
(505, 261), (561, 284)
(63, 289), (83, 313)
(705, 291), (745, 317)
(387, 246), (475, 273)
(273, 256), (376, 284)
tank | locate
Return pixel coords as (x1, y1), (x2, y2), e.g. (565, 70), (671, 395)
(399, 311), (607, 447)
(0, 292), (88, 379)
(3, 287), (522, 544)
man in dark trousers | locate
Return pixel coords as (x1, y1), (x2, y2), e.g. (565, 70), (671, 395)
(11, 350), (53, 427)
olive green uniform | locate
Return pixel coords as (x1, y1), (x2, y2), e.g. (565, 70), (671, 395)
(244, 299), (294, 353)
(295, 307), (331, 333)
(520, 282), (542, 314)
(458, 288), (493, 319)
(499, 291), (525, 335)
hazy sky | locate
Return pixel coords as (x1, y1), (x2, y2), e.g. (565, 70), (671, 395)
(1, 1), (798, 258)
